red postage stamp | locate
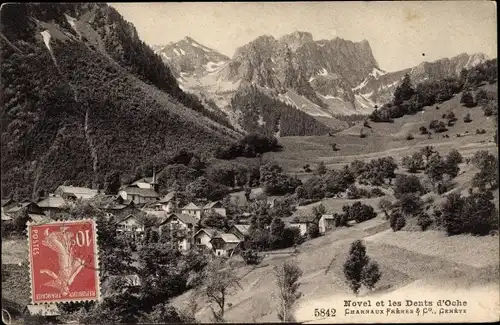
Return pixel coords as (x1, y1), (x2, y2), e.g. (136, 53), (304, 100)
(28, 219), (101, 304)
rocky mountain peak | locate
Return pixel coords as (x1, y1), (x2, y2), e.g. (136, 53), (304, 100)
(279, 31), (314, 51)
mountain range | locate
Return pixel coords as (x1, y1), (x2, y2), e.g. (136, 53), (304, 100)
(154, 32), (489, 124)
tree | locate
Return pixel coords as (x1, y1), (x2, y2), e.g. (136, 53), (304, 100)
(203, 259), (240, 322)
(331, 143), (339, 151)
(274, 260), (303, 322)
(419, 126), (428, 135)
(201, 211), (228, 231)
(420, 146), (436, 163)
(269, 217), (286, 249)
(429, 120), (440, 130)
(460, 91), (476, 108)
(441, 192), (498, 236)
(425, 153), (447, 188)
(463, 112), (472, 123)
(241, 249), (263, 265)
(406, 133), (414, 141)
(471, 151), (499, 190)
(475, 89), (490, 107)
(315, 161), (327, 175)
(417, 212), (432, 231)
(378, 199), (393, 219)
(397, 193), (423, 216)
(260, 162), (300, 195)
(389, 211), (406, 231)
(393, 174), (424, 198)
(307, 223), (320, 239)
(360, 261), (381, 291)
(394, 73), (415, 104)
(343, 202), (376, 223)
(104, 171), (121, 195)
(139, 303), (193, 324)
(446, 149), (463, 166)
(343, 240), (375, 294)
(312, 204), (327, 221)
(402, 152), (425, 173)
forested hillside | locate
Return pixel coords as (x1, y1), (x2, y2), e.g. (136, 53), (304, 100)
(0, 3), (239, 200)
(231, 85), (333, 136)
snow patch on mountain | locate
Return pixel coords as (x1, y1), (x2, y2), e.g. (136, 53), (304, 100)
(369, 67), (386, 79)
(40, 30), (53, 54)
(352, 78), (369, 91)
(205, 61), (226, 73)
(173, 49), (180, 56)
(179, 48), (186, 55)
(318, 68), (328, 76)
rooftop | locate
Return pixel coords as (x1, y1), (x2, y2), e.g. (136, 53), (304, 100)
(121, 186), (159, 198)
(56, 185), (98, 199)
(182, 202), (201, 210)
(212, 233), (241, 243)
(232, 224), (250, 236)
(37, 195), (68, 209)
(161, 213), (198, 226)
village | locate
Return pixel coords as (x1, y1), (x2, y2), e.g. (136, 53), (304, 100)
(1, 173), (333, 260)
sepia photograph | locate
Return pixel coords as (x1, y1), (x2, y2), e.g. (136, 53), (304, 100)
(0, 1), (498, 324)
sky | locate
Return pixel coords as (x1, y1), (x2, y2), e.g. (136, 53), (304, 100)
(111, 1), (497, 72)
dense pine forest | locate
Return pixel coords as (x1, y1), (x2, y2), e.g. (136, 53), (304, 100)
(231, 85), (332, 136)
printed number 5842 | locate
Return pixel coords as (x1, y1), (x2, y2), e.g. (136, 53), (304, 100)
(314, 308), (336, 317)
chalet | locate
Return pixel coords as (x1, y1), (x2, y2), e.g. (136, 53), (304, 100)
(107, 274), (141, 288)
(1, 198), (16, 211)
(156, 191), (177, 213)
(193, 228), (218, 251)
(157, 213), (197, 233)
(101, 202), (141, 221)
(210, 233), (242, 257)
(203, 201), (227, 217)
(131, 176), (157, 190)
(157, 213), (198, 251)
(24, 304), (60, 318)
(118, 186), (159, 204)
(116, 215), (146, 235)
(229, 224), (250, 241)
(5, 200), (45, 217)
(54, 185), (98, 200)
(181, 202), (203, 220)
(286, 216), (316, 236)
(37, 195), (70, 219)
(319, 214), (336, 234)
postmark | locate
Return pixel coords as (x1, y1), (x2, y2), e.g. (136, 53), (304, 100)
(27, 219), (101, 304)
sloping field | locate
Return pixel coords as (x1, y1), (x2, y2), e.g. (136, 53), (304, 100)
(171, 216), (499, 323)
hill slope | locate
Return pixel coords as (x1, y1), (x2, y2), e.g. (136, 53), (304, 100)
(0, 3), (240, 199)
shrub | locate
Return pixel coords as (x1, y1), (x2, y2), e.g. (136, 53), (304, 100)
(417, 212), (433, 231)
(406, 133), (414, 140)
(370, 187), (385, 197)
(419, 126), (428, 135)
(429, 120), (440, 130)
(402, 152), (425, 173)
(343, 202), (377, 223)
(390, 212), (406, 231)
(393, 174), (424, 198)
(460, 91), (476, 108)
(441, 192), (498, 236)
(241, 249), (263, 265)
(463, 113), (472, 123)
(307, 223), (320, 239)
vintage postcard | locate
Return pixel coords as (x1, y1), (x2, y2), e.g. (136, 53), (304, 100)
(0, 1), (498, 324)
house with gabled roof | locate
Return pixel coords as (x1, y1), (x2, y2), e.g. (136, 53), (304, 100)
(210, 233), (242, 257)
(1, 198), (16, 211)
(36, 195), (70, 219)
(285, 215), (316, 237)
(193, 228), (219, 251)
(157, 213), (198, 251)
(203, 201), (226, 217)
(118, 186), (159, 204)
(229, 224), (250, 241)
(319, 214), (336, 234)
(115, 215), (146, 235)
(181, 202), (203, 220)
(54, 185), (98, 200)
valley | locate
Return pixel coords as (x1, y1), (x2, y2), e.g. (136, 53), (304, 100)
(1, 3), (498, 325)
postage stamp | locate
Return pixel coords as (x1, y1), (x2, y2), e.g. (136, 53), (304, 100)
(27, 219), (101, 304)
